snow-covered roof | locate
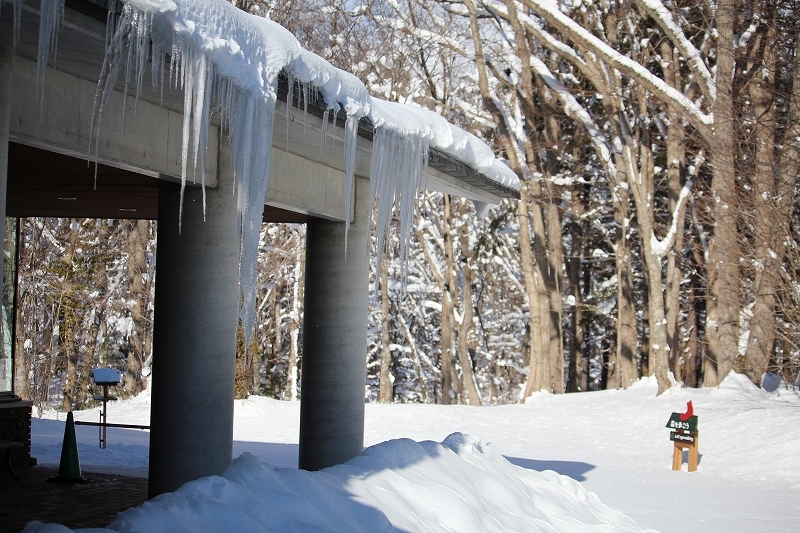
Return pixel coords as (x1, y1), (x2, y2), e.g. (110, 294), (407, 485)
(90, 0), (520, 338)
(273, 73), (519, 200)
(7, 0), (519, 342)
(118, 0), (519, 195)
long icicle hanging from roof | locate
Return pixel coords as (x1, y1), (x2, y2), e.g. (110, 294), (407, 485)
(49, 0), (517, 348)
(89, 1), (279, 349)
(368, 128), (427, 294)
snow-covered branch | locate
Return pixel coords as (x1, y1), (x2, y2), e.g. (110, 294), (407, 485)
(650, 179), (694, 259)
(634, 0), (715, 103)
(515, 0), (714, 136)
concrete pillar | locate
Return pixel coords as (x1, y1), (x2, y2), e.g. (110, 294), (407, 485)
(0, 48), (11, 391)
(148, 150), (239, 498)
(299, 176), (370, 471)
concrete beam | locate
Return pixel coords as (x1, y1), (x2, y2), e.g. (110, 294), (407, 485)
(9, 55), (350, 220)
(147, 145), (239, 498)
(425, 165), (504, 205)
(299, 176), (370, 471)
(8, 54), (219, 187)
(267, 147), (347, 221)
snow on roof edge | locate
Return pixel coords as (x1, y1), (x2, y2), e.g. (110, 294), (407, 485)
(127, 0), (519, 194)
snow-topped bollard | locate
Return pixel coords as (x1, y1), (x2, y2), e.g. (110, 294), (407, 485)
(666, 400), (699, 472)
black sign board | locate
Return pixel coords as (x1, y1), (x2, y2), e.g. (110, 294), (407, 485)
(670, 431), (696, 444)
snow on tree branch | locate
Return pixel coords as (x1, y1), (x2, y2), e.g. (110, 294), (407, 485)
(650, 179), (694, 259)
(634, 0), (715, 103)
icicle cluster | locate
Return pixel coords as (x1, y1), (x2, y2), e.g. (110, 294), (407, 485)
(86, 0), (374, 346)
(28, 0), (65, 108)
(24, 0), (518, 346)
(37, 0), (61, 95)
(369, 129), (428, 287)
(90, 2), (282, 346)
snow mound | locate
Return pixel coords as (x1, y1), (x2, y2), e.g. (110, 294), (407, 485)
(23, 433), (655, 533)
(711, 370), (762, 397)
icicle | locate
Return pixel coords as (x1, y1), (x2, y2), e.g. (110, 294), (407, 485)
(120, 9), (137, 133)
(368, 128), (427, 293)
(157, 46), (166, 105)
(37, 0), (65, 113)
(90, 3), (138, 187)
(169, 34), (179, 89)
(13, 0), (23, 51)
(234, 94), (277, 350)
(343, 113), (359, 254)
(285, 74), (294, 149)
(104, 0), (117, 52)
(320, 109), (329, 155)
(132, 10), (152, 118)
(329, 108), (337, 149)
(302, 82), (308, 134)
(191, 53), (213, 219)
(178, 46), (195, 232)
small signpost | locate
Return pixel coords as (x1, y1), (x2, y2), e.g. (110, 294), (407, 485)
(666, 401), (699, 472)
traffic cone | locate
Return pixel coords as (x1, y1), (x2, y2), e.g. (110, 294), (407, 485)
(47, 412), (88, 483)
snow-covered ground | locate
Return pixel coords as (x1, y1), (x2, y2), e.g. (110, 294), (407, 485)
(27, 372), (800, 532)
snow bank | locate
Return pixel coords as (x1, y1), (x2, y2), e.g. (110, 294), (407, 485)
(29, 371), (800, 533)
(23, 433), (653, 533)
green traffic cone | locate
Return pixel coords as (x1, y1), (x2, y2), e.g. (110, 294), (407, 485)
(48, 411), (88, 483)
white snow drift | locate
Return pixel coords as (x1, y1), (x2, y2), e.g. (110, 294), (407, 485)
(28, 371), (800, 533)
(23, 433), (653, 533)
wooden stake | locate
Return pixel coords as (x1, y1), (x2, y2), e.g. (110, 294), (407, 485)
(671, 431), (699, 471)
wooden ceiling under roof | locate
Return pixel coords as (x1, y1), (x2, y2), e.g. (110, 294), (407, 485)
(6, 143), (312, 223)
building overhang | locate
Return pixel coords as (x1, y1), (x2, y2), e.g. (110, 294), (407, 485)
(1, 0), (518, 223)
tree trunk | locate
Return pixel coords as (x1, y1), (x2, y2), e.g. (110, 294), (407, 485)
(705, 0), (740, 386)
(397, 313), (427, 402)
(567, 194), (584, 392)
(611, 169), (638, 389)
(520, 180), (547, 397)
(76, 306), (103, 409)
(626, 141), (672, 395)
(285, 256), (303, 401)
(662, 42), (688, 382)
(60, 222), (80, 411)
(457, 209), (481, 406)
(378, 253), (393, 402)
(745, 14), (798, 386)
(125, 220), (150, 397)
(61, 337), (77, 412)
(545, 190), (565, 393)
(685, 275), (700, 388)
(440, 195), (459, 404)
(537, 85), (566, 394)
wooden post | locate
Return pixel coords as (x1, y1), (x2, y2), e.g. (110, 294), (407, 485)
(670, 430), (699, 471)
(688, 433), (699, 472)
(672, 444), (682, 471)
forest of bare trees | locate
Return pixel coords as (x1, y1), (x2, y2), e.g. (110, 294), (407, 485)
(10, 0), (800, 412)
